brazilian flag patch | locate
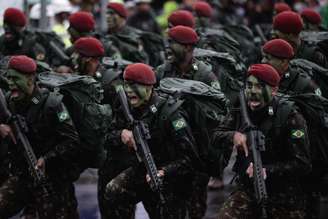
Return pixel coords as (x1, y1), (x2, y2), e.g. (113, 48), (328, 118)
(172, 118), (187, 131)
(57, 110), (70, 122)
(291, 129), (305, 139)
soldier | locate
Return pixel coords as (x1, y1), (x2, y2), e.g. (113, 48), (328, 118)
(193, 1), (213, 29)
(0, 55), (81, 218)
(127, 0), (161, 34)
(72, 37), (105, 79)
(301, 9), (323, 32)
(104, 63), (199, 219)
(105, 2), (149, 63)
(261, 39), (321, 95)
(0, 8), (46, 61)
(272, 11), (328, 68)
(214, 64), (311, 219)
(156, 25), (220, 88)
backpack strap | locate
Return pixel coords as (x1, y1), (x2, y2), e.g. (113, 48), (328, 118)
(274, 99), (295, 137)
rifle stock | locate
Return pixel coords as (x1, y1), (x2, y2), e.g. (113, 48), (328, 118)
(239, 90), (268, 218)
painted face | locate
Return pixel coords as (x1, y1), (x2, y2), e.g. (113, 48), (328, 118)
(107, 9), (120, 30)
(7, 69), (33, 102)
(3, 23), (23, 43)
(245, 75), (274, 111)
(167, 39), (187, 63)
(123, 82), (152, 108)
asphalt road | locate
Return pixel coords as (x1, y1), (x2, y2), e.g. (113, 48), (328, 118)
(11, 165), (328, 219)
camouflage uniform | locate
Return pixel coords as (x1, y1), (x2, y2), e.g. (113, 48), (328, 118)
(213, 97), (311, 219)
(98, 79), (137, 219)
(105, 25), (149, 63)
(104, 92), (199, 219)
(0, 88), (81, 219)
(156, 59), (220, 219)
(0, 30), (46, 62)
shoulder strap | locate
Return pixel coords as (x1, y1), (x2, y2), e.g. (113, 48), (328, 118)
(274, 100), (294, 134)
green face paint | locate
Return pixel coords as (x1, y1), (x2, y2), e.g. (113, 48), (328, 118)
(124, 82), (152, 108)
(7, 69), (32, 102)
(107, 9), (119, 30)
(245, 75), (273, 111)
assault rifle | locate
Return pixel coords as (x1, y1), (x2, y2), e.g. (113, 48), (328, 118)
(239, 90), (268, 218)
(116, 87), (167, 215)
(0, 89), (56, 217)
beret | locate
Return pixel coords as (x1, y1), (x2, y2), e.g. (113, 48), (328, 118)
(247, 64), (281, 87)
(274, 3), (291, 14)
(69, 11), (95, 33)
(107, 2), (127, 18)
(8, 55), (37, 74)
(168, 10), (195, 28)
(74, 37), (105, 57)
(168, 25), (199, 45)
(193, 1), (213, 18)
(273, 11), (303, 34)
(263, 39), (294, 59)
(124, 63), (156, 85)
(4, 8), (27, 27)
(301, 8), (322, 25)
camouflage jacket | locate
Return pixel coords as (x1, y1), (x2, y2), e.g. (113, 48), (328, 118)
(212, 97), (311, 205)
(0, 30), (46, 61)
(4, 88), (81, 183)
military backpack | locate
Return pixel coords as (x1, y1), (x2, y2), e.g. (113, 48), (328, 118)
(38, 72), (112, 168)
(276, 93), (328, 174)
(290, 58), (328, 98)
(158, 78), (229, 176)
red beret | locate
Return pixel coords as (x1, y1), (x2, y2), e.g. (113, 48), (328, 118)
(8, 55), (36, 74)
(107, 2), (127, 18)
(69, 12), (95, 33)
(3, 8), (27, 27)
(124, 63), (156, 85)
(247, 64), (281, 87)
(301, 9), (322, 25)
(74, 37), (105, 57)
(263, 39), (294, 59)
(274, 3), (291, 14)
(168, 10), (195, 28)
(193, 1), (213, 18)
(169, 25), (199, 45)
(273, 11), (303, 35)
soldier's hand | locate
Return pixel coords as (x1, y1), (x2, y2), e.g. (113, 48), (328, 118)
(0, 124), (16, 144)
(246, 162), (267, 180)
(233, 131), (248, 157)
(35, 157), (46, 174)
(146, 170), (165, 183)
(121, 129), (137, 151)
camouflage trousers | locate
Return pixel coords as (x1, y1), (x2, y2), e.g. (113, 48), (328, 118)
(98, 159), (135, 219)
(0, 175), (79, 219)
(218, 190), (305, 219)
(105, 166), (189, 219)
(187, 171), (209, 219)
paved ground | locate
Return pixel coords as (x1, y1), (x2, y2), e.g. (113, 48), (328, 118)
(11, 163), (328, 219)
